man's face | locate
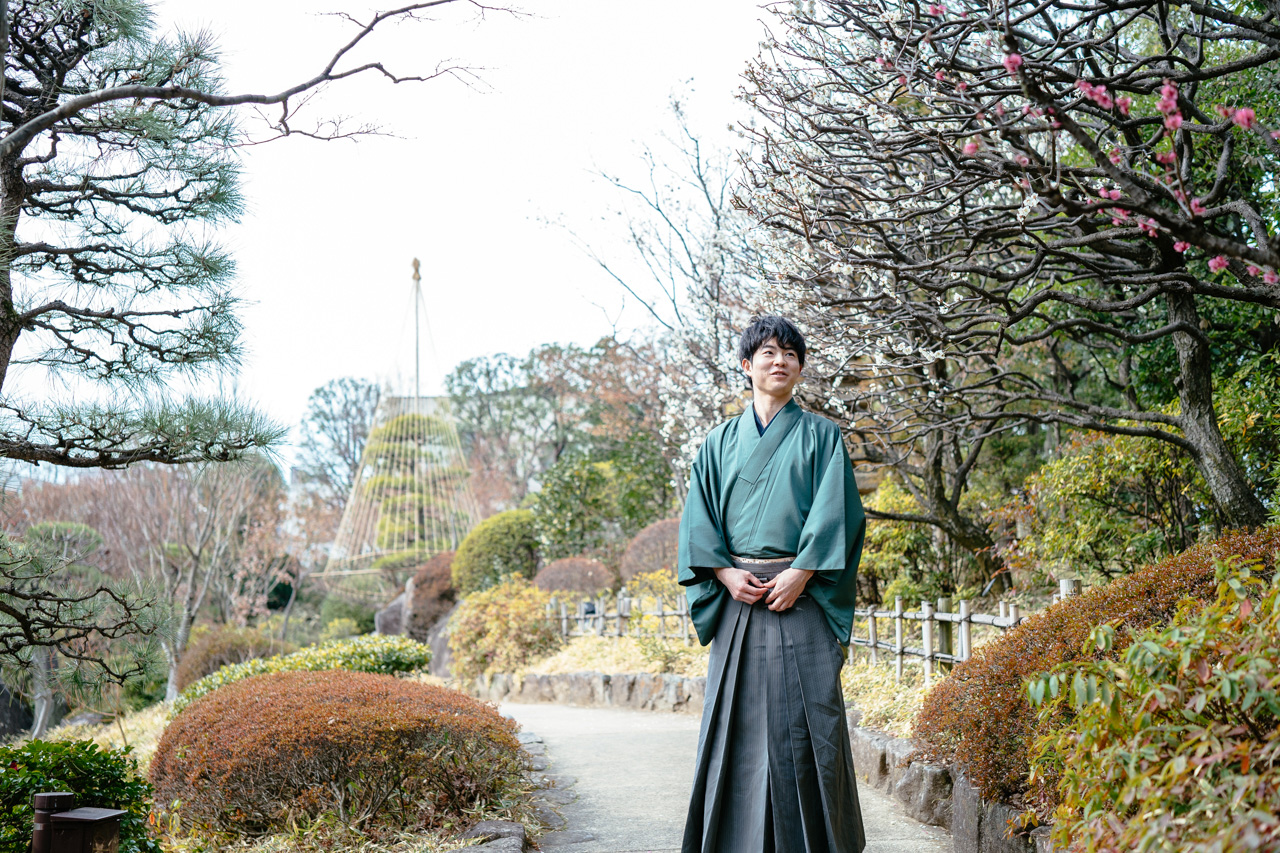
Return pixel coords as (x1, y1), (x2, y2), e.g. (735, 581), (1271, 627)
(742, 337), (802, 396)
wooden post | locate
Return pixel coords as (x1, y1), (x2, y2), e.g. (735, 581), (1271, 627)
(921, 599), (934, 688)
(999, 600), (1009, 622)
(678, 597), (690, 646)
(867, 611), (879, 665)
(560, 601), (569, 637)
(893, 596), (904, 685)
(957, 599), (971, 661)
(617, 595), (630, 637)
(1009, 602), (1021, 625)
(936, 596), (953, 673)
(596, 595), (607, 636)
(1060, 578), (1081, 600)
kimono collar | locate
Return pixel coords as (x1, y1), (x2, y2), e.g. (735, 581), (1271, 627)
(737, 399), (802, 484)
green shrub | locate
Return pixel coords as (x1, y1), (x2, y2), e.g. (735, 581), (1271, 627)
(449, 577), (561, 681)
(319, 594), (376, 634)
(1027, 559), (1280, 850)
(914, 526), (1280, 810)
(0, 739), (159, 853)
(150, 671), (524, 835)
(319, 616), (359, 641)
(451, 509), (539, 594)
(171, 634), (430, 717)
(174, 624), (295, 691)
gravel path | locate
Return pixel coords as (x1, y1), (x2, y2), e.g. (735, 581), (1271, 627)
(501, 703), (951, 853)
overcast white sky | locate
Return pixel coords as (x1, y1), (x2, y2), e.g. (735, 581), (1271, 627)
(147, 0), (768, 460)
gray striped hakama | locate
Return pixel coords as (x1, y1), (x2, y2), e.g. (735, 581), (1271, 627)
(682, 592), (866, 853)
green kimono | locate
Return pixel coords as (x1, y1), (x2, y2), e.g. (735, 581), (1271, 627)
(677, 398), (866, 645)
(678, 398), (868, 853)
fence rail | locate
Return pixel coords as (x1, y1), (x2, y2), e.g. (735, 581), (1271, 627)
(546, 578), (1084, 686)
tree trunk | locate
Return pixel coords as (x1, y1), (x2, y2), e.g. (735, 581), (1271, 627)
(161, 639), (181, 703)
(1168, 292), (1269, 527)
(30, 649), (65, 738)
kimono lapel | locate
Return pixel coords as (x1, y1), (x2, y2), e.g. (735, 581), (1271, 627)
(737, 399), (802, 485)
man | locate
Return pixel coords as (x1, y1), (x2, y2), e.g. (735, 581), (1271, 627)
(679, 315), (866, 853)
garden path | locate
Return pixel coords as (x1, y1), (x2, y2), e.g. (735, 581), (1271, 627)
(501, 703), (951, 853)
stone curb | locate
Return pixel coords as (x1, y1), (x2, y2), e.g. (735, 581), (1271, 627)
(471, 671), (705, 714)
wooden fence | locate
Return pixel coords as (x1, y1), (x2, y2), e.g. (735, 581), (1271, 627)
(546, 594), (694, 643)
(546, 578), (1085, 685)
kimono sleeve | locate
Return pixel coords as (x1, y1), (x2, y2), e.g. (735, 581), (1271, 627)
(791, 424), (866, 582)
(677, 431), (734, 587)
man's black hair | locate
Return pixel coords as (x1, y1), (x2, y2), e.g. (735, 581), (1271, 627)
(738, 315), (807, 367)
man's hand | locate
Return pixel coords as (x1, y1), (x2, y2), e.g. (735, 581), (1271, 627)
(763, 568), (815, 612)
(713, 567), (768, 604)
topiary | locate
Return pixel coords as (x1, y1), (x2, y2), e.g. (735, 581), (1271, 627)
(171, 634), (431, 717)
(150, 671), (524, 835)
(451, 509), (539, 594)
(174, 624), (295, 691)
(449, 576), (562, 681)
(0, 739), (159, 853)
(407, 550), (457, 642)
(534, 556), (615, 595)
(914, 525), (1280, 811)
(619, 518), (679, 583)
(1028, 558), (1280, 850)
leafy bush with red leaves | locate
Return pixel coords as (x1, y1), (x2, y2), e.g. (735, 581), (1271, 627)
(407, 551), (456, 642)
(149, 671), (523, 835)
(534, 556), (614, 594)
(914, 526), (1280, 812)
(619, 518), (679, 582)
(449, 577), (562, 681)
(175, 624), (295, 691)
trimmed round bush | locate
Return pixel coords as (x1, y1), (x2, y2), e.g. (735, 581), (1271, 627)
(407, 550), (457, 641)
(619, 518), (679, 582)
(534, 556), (614, 594)
(175, 624), (295, 691)
(449, 576), (562, 681)
(914, 525), (1280, 811)
(451, 509), (539, 594)
(0, 740), (159, 853)
(150, 671), (523, 834)
(171, 633), (430, 717)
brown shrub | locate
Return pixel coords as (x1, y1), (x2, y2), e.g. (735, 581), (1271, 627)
(534, 557), (615, 594)
(149, 670), (523, 834)
(619, 518), (679, 582)
(914, 525), (1280, 809)
(407, 551), (456, 641)
(175, 625), (295, 692)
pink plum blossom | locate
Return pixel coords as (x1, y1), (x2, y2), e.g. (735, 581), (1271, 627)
(1174, 241), (1190, 253)
(1140, 218), (1159, 237)
(957, 82), (968, 92)
(963, 141), (979, 154)
(1155, 151), (1176, 165)
(1248, 264), (1263, 276)
(1107, 189), (1123, 200)
(1233, 108), (1256, 129)
(1191, 198), (1207, 216)
(1003, 53), (1023, 74)
(1208, 255), (1229, 272)
(1157, 80), (1179, 115)
(1116, 96), (1132, 115)
(936, 70), (946, 81)
(1266, 270), (1279, 285)
(928, 3), (946, 14)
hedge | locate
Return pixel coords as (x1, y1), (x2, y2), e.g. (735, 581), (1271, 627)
(451, 509), (539, 594)
(914, 525), (1280, 811)
(171, 633), (430, 717)
(175, 624), (295, 692)
(449, 577), (561, 681)
(151, 671), (523, 834)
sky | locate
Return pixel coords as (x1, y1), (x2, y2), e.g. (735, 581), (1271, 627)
(146, 0), (770, 462)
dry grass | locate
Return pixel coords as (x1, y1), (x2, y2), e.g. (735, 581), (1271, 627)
(43, 703), (170, 775)
(841, 658), (937, 739)
(523, 634), (709, 678)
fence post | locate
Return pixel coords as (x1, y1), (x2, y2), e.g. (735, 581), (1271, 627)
(893, 596), (904, 685)
(867, 610), (879, 665)
(560, 601), (569, 637)
(678, 596), (690, 646)
(617, 595), (630, 637)
(596, 595), (607, 636)
(1060, 578), (1081, 600)
(936, 596), (953, 673)
(999, 600), (1009, 623)
(957, 598), (971, 661)
(921, 599), (934, 688)
(1009, 602), (1021, 625)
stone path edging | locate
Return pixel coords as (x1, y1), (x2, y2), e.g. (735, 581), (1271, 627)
(473, 672), (1060, 852)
